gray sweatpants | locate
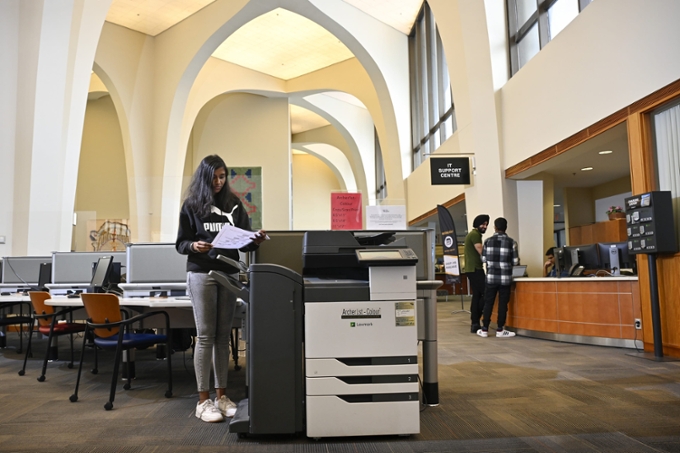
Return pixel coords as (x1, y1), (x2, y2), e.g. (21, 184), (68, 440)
(187, 271), (237, 393)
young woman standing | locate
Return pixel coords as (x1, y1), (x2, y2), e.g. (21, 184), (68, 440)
(176, 155), (267, 423)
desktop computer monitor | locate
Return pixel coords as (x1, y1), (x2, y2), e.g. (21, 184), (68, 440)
(554, 247), (566, 276)
(37, 262), (52, 290)
(598, 242), (635, 275)
(90, 256), (114, 293)
(563, 244), (600, 275)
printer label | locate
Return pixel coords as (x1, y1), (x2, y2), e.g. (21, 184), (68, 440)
(341, 308), (382, 319)
(395, 302), (415, 326)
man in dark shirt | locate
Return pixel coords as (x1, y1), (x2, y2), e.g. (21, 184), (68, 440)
(478, 217), (519, 338)
(463, 214), (489, 333)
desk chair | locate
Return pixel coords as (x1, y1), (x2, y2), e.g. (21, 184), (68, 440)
(0, 300), (33, 354)
(70, 293), (173, 410)
(19, 291), (86, 381)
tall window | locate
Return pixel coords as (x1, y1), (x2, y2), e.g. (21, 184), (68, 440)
(409, 1), (455, 170)
(652, 99), (680, 246)
(507, 0), (592, 75)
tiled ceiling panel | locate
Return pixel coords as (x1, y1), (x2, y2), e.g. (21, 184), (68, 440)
(342, 0), (423, 34)
(211, 8), (354, 80)
(106, 0), (216, 36)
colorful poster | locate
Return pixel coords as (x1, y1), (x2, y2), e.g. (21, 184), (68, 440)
(331, 192), (362, 230)
(229, 167), (262, 230)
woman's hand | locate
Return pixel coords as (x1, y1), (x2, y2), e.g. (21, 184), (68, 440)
(192, 241), (213, 253)
(251, 229), (268, 245)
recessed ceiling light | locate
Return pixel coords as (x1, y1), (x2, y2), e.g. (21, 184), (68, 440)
(599, 150), (613, 155)
(581, 167), (593, 171)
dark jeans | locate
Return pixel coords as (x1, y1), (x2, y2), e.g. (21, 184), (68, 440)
(482, 282), (512, 330)
(467, 269), (486, 327)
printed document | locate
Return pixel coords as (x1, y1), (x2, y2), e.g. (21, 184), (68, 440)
(212, 224), (258, 249)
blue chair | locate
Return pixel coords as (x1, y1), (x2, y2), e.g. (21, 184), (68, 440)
(19, 291), (86, 381)
(70, 293), (173, 410)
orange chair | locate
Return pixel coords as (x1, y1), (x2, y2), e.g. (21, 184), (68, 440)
(19, 291), (86, 381)
(70, 293), (172, 410)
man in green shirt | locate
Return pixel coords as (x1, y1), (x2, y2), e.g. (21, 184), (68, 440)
(464, 214), (489, 333)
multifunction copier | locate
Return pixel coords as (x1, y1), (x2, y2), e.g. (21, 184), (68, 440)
(210, 230), (420, 439)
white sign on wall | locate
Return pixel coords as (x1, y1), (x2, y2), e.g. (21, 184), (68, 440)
(366, 205), (407, 230)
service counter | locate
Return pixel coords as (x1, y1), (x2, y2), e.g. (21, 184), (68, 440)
(506, 276), (643, 348)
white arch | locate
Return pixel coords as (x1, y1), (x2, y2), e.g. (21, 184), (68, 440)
(292, 143), (357, 193)
(157, 0), (409, 238)
(291, 92), (376, 205)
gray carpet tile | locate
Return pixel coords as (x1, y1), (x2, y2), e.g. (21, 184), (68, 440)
(1, 300), (680, 453)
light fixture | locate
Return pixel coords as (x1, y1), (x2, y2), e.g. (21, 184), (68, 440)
(581, 167), (593, 171)
(554, 204), (561, 207)
(599, 150), (613, 155)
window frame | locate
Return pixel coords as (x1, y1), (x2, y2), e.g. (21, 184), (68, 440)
(507, 0), (592, 75)
(409, 1), (455, 170)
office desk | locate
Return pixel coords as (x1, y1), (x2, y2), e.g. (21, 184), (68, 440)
(506, 276), (642, 348)
(0, 294), (30, 303)
(46, 296), (195, 328)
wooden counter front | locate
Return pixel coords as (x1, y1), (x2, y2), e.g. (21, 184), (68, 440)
(505, 277), (642, 347)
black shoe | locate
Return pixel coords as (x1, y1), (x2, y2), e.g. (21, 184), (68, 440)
(471, 324), (481, 333)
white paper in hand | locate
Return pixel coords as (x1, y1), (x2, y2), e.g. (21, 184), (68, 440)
(211, 224), (257, 250)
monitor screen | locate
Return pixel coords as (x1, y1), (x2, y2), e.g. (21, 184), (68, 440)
(37, 262), (52, 289)
(564, 244), (600, 271)
(90, 256), (114, 289)
(598, 242), (634, 271)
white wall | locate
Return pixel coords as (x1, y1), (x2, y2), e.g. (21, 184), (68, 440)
(0, 0), (19, 257)
(595, 193), (631, 223)
(76, 95), (129, 220)
(517, 181), (544, 277)
(292, 153), (341, 229)
(501, 0), (680, 169)
(189, 93), (291, 230)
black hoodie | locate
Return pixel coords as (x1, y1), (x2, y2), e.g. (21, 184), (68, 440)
(175, 196), (258, 274)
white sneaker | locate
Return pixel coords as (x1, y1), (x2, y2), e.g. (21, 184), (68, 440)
(496, 329), (516, 338)
(195, 399), (224, 423)
(476, 329), (488, 338)
(215, 395), (238, 418)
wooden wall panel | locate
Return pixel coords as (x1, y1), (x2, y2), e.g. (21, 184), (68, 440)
(511, 279), (643, 341)
(557, 293), (620, 324)
(556, 281), (619, 293)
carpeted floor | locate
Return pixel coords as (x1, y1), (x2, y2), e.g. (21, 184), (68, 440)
(1, 300), (679, 452)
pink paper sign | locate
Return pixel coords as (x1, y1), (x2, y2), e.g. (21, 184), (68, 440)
(331, 193), (363, 230)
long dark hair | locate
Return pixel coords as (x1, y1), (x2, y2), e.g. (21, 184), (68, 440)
(184, 154), (234, 217)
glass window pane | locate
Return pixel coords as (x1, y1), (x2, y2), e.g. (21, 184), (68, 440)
(518, 22), (540, 68)
(549, 0), (579, 39)
(433, 127), (441, 150)
(516, 0), (537, 26)
(444, 115), (454, 141)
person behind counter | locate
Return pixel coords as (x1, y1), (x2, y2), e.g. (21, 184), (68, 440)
(176, 154), (267, 423)
(478, 217), (519, 339)
(463, 214), (489, 334)
(543, 247), (568, 277)
(543, 248), (556, 277)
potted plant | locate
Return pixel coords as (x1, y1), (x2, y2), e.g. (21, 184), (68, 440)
(606, 206), (625, 220)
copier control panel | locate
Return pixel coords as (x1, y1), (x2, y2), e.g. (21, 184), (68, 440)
(355, 248), (418, 266)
